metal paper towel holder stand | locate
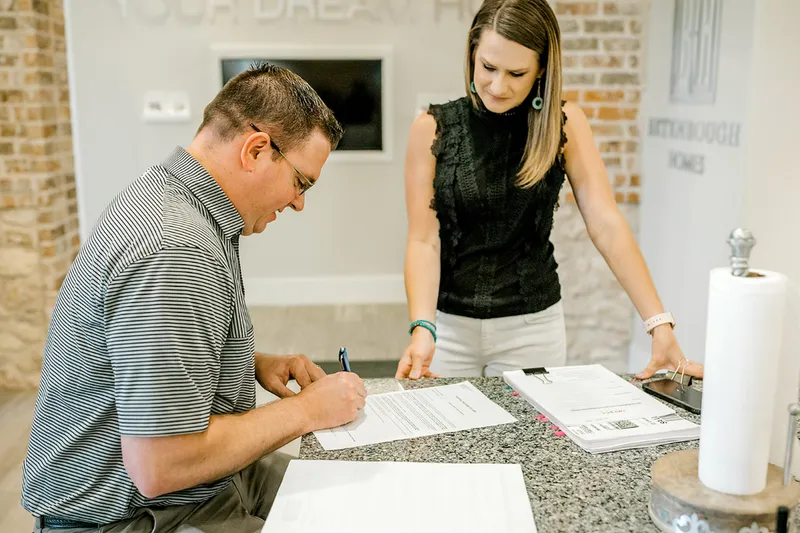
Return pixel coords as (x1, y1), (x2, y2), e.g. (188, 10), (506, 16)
(727, 227), (764, 278)
(648, 228), (800, 533)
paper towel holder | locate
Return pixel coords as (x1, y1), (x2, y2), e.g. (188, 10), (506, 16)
(785, 402), (800, 486)
(727, 228), (764, 278)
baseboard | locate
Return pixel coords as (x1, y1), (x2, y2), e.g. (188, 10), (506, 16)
(243, 274), (406, 306)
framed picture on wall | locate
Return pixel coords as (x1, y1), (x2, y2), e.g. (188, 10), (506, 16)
(210, 44), (394, 163)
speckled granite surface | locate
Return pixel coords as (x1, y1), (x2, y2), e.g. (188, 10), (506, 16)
(299, 376), (798, 533)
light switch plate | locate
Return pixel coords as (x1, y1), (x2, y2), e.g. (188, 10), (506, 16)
(143, 91), (191, 123)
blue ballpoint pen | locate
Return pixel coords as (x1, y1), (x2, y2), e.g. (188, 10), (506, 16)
(338, 347), (351, 372)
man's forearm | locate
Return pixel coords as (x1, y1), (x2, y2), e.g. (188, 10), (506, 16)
(122, 396), (309, 498)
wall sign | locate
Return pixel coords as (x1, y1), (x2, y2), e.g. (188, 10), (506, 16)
(670, 0), (723, 104)
(113, 0), (482, 24)
(647, 117), (743, 177)
(653, 0), (741, 176)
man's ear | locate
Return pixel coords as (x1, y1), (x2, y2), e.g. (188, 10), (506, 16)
(241, 131), (270, 171)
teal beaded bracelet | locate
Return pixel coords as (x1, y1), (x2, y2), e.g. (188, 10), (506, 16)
(409, 319), (437, 342)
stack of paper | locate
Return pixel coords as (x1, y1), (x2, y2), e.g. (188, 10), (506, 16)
(262, 460), (537, 533)
(503, 364), (700, 453)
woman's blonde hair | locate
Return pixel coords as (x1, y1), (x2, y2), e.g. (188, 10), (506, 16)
(465, 0), (563, 188)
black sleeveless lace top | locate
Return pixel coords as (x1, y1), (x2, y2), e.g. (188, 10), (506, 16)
(428, 96), (568, 319)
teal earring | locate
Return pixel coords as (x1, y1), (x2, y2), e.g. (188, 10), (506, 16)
(532, 78), (544, 110)
(470, 81), (477, 94)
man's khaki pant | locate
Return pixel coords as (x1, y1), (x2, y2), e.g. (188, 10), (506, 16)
(34, 453), (291, 533)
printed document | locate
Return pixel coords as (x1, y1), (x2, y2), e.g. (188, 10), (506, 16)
(503, 364), (699, 453)
(313, 381), (516, 451)
(262, 460), (537, 533)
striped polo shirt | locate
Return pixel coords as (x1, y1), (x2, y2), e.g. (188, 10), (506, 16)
(21, 147), (257, 524)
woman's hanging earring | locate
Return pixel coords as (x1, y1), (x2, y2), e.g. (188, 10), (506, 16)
(532, 78), (544, 110)
(470, 81), (477, 94)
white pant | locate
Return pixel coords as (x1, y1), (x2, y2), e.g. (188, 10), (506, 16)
(429, 301), (567, 377)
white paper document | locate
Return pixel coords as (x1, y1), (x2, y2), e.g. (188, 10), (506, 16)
(313, 381), (516, 451)
(262, 460), (537, 533)
(504, 364), (699, 453)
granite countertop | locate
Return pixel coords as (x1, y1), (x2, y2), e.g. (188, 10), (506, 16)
(300, 376), (709, 533)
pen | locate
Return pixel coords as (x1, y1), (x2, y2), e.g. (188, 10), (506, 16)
(776, 506), (788, 533)
(338, 346), (351, 372)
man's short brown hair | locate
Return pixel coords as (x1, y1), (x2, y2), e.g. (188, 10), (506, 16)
(198, 61), (344, 153)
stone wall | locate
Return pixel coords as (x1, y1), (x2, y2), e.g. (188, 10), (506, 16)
(0, 0), (78, 390)
(553, 0), (647, 371)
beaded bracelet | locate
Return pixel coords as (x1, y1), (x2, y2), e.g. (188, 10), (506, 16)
(408, 319), (437, 342)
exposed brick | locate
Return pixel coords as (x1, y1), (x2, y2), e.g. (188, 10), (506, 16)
(614, 175), (626, 187)
(562, 55), (580, 68)
(26, 106), (57, 121)
(1, 124), (23, 137)
(23, 52), (52, 68)
(558, 17), (580, 33)
(32, 0), (48, 15)
(629, 125), (640, 137)
(26, 124), (58, 138)
(563, 38), (599, 51)
(597, 107), (637, 120)
(555, 2), (598, 15)
(599, 141), (619, 153)
(0, 16), (17, 29)
(600, 73), (639, 85)
(563, 89), (580, 102)
(626, 192), (640, 204)
(614, 191), (625, 203)
(584, 19), (625, 33)
(24, 71), (54, 85)
(630, 174), (640, 187)
(583, 55), (624, 68)
(0, 54), (18, 67)
(629, 55), (639, 69)
(31, 159), (59, 173)
(584, 90), (625, 102)
(603, 38), (641, 51)
(581, 106), (597, 119)
(591, 124), (624, 137)
(630, 19), (643, 34)
(603, 1), (641, 15)
(564, 73), (596, 85)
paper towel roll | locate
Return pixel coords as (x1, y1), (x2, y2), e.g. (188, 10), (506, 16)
(698, 267), (788, 495)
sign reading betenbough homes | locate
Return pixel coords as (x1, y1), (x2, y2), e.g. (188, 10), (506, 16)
(112, 0), (483, 23)
(647, 117), (742, 175)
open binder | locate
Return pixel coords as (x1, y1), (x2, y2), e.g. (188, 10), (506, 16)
(503, 364), (700, 453)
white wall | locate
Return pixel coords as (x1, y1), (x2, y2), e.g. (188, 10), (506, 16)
(630, 0), (756, 370)
(741, 0), (800, 280)
(65, 0), (480, 305)
(741, 0), (800, 475)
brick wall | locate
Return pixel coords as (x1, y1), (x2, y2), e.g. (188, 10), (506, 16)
(0, 0), (78, 390)
(0, 0), (648, 387)
(552, 0), (647, 370)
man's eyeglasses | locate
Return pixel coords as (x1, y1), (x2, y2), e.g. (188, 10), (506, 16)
(249, 123), (314, 195)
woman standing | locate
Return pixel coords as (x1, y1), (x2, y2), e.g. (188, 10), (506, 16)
(395, 0), (703, 380)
